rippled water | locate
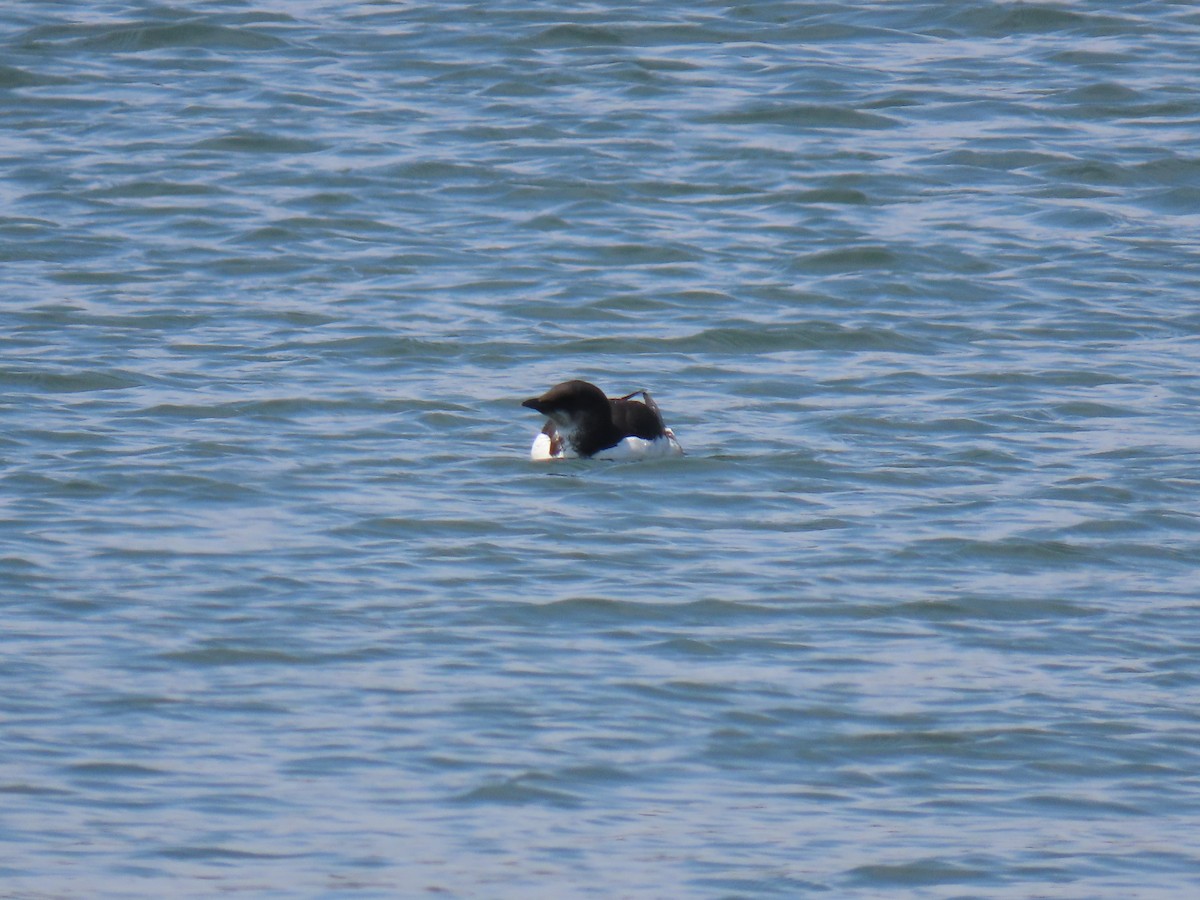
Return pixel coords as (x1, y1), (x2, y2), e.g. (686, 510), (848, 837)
(4, 2), (1200, 896)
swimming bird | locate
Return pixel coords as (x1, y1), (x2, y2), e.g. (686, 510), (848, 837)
(521, 379), (684, 461)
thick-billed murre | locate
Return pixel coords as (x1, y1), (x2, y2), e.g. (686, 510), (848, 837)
(521, 379), (684, 461)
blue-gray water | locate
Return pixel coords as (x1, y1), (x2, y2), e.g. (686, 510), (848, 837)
(3, 2), (1200, 896)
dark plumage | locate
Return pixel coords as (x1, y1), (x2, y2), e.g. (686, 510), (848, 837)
(521, 379), (680, 459)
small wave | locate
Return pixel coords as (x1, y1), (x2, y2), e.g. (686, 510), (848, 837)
(704, 103), (899, 130)
(525, 24), (624, 48)
(504, 596), (784, 627)
(943, 4), (1126, 37)
(154, 844), (296, 861)
(456, 779), (581, 808)
(191, 130), (326, 154)
(563, 320), (931, 355)
(75, 21), (289, 53)
(848, 858), (989, 888)
(0, 367), (142, 393)
(65, 762), (166, 778)
(157, 647), (312, 666)
(927, 148), (1073, 171)
(797, 245), (900, 271)
(0, 64), (70, 88)
(88, 179), (226, 200)
(904, 536), (1099, 566)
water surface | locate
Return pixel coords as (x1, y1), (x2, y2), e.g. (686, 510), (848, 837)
(3, 2), (1200, 896)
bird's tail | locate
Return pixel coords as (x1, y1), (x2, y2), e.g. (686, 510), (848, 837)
(618, 389), (664, 427)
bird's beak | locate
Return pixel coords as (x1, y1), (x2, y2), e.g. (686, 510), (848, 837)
(521, 397), (544, 412)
